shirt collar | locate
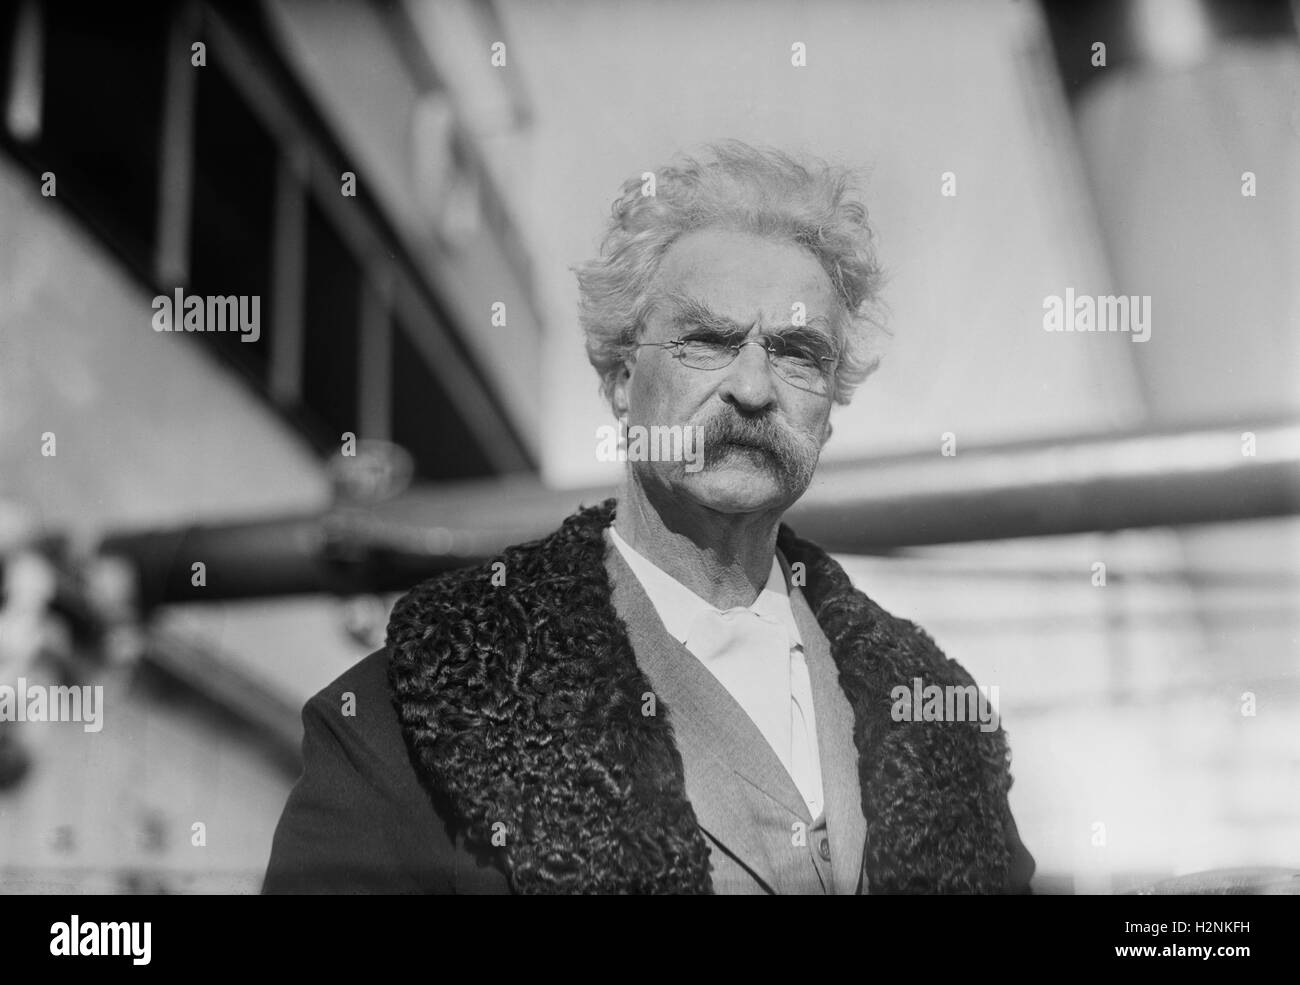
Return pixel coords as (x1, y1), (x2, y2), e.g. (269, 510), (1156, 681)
(606, 524), (803, 649)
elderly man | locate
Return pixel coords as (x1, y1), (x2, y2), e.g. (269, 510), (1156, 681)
(264, 142), (1035, 894)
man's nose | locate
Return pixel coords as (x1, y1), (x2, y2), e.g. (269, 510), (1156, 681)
(717, 341), (779, 412)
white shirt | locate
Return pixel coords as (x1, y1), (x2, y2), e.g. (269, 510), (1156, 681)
(607, 525), (824, 819)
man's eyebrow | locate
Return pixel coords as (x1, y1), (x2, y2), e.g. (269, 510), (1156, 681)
(779, 318), (835, 335)
(658, 292), (835, 335)
(660, 293), (747, 333)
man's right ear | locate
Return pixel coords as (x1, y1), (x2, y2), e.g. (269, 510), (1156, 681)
(610, 361), (633, 419)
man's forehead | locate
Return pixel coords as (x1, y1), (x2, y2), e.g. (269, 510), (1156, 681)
(655, 289), (835, 332)
(648, 229), (840, 328)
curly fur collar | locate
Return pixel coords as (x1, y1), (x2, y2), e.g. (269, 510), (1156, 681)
(386, 499), (1018, 893)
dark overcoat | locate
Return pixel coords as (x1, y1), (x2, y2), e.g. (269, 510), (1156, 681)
(264, 499), (1035, 893)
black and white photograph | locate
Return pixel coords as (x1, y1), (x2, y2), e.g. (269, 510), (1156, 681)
(0, 0), (1297, 940)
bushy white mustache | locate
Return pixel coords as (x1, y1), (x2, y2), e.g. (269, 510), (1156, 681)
(699, 414), (819, 486)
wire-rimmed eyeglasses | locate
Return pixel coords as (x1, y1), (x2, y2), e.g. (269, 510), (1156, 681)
(634, 333), (840, 396)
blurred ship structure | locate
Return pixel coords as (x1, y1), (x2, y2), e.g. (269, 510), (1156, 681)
(0, 0), (542, 892)
(0, 0), (1297, 893)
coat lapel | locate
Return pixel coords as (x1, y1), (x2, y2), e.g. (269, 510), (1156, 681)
(387, 499), (715, 894)
(777, 520), (1021, 894)
(605, 538), (808, 892)
(790, 580), (868, 894)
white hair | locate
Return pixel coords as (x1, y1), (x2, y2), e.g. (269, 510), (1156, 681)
(574, 140), (886, 406)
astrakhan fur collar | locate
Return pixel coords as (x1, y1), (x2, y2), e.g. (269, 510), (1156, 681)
(386, 499), (1018, 893)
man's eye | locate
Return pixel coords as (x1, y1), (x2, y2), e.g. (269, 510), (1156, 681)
(682, 335), (733, 348)
(778, 337), (831, 362)
(785, 335), (837, 358)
